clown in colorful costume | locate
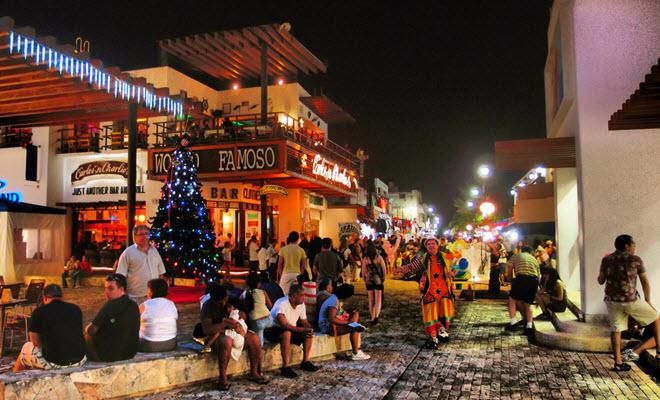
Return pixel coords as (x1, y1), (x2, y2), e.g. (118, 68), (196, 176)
(397, 238), (455, 348)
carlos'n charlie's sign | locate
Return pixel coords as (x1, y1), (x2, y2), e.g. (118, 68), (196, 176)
(71, 161), (128, 183)
(149, 143), (283, 177)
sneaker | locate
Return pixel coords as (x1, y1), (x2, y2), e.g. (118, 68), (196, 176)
(199, 347), (212, 354)
(612, 363), (631, 372)
(425, 337), (439, 349)
(437, 330), (450, 342)
(300, 361), (320, 372)
(281, 366), (298, 378)
(350, 350), (371, 361)
(192, 336), (206, 346)
(504, 323), (518, 332)
(524, 327), (534, 336)
(621, 348), (640, 362)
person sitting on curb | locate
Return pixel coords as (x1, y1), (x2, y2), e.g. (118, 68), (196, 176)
(84, 274), (140, 362)
(264, 284), (320, 378)
(535, 268), (567, 320)
(13, 284), (86, 372)
(139, 279), (178, 352)
(622, 320), (657, 363)
(317, 284), (370, 361)
(200, 285), (267, 390)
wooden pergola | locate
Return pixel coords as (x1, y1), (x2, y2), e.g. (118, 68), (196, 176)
(609, 57), (660, 130)
(0, 16), (194, 243)
(495, 137), (576, 172)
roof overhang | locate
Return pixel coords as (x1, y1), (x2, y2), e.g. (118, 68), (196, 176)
(300, 95), (355, 124)
(609, 57), (660, 131)
(495, 137), (575, 172)
(0, 16), (190, 127)
(159, 23), (326, 82)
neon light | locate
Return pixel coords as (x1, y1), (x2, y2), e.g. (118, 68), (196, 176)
(0, 180), (23, 203)
(30, 39), (34, 58)
(16, 34), (21, 52)
(9, 32), (14, 53)
(23, 37), (28, 59)
(311, 154), (357, 190)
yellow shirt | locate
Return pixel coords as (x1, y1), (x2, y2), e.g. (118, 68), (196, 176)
(280, 244), (307, 274)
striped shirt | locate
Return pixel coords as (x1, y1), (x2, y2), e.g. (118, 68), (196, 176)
(509, 252), (540, 278)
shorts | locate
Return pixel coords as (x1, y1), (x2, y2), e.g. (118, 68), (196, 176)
(605, 297), (658, 332)
(509, 275), (539, 304)
(20, 342), (86, 370)
(365, 283), (384, 291)
(263, 326), (306, 345)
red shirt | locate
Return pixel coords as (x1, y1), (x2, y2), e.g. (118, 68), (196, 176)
(78, 260), (92, 274)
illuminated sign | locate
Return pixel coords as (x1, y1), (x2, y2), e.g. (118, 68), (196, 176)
(71, 161), (129, 183)
(311, 154), (358, 190)
(0, 180), (23, 202)
(259, 185), (288, 196)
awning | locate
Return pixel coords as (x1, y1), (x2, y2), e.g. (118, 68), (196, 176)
(609, 57), (660, 130)
(495, 137), (575, 172)
(159, 23), (326, 82)
(0, 199), (66, 214)
(300, 95), (355, 124)
(0, 16), (190, 127)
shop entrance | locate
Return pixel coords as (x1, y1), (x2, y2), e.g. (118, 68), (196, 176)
(70, 203), (146, 266)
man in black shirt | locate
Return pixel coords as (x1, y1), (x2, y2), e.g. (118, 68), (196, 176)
(201, 285), (267, 390)
(84, 274), (140, 362)
(13, 284), (86, 371)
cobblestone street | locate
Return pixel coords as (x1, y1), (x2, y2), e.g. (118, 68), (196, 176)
(142, 280), (658, 400)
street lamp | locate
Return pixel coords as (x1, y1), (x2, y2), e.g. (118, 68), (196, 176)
(466, 200), (475, 209)
(428, 206), (434, 213)
(470, 187), (480, 198)
(479, 201), (496, 217)
(477, 164), (491, 195)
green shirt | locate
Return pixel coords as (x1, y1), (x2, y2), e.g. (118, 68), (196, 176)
(510, 252), (540, 277)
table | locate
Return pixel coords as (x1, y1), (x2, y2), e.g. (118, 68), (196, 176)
(0, 283), (24, 299)
(0, 299), (29, 356)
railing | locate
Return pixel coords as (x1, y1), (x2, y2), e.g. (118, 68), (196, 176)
(57, 123), (149, 153)
(0, 128), (32, 149)
(57, 127), (103, 153)
(152, 112), (359, 168)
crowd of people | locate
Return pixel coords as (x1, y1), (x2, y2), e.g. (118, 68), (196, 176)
(15, 225), (658, 387)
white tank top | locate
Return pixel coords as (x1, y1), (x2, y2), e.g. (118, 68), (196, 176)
(140, 297), (178, 342)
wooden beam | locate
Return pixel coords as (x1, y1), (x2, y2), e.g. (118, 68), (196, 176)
(0, 83), (90, 103)
(251, 26), (310, 74)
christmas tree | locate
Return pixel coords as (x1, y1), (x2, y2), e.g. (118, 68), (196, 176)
(150, 135), (219, 282)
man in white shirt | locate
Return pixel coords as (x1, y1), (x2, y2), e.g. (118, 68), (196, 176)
(263, 284), (320, 378)
(116, 225), (166, 304)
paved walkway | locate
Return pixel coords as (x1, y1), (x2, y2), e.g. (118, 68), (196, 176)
(140, 280), (658, 400)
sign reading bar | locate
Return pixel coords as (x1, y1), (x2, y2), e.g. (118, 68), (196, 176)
(312, 154), (358, 190)
(150, 143), (281, 177)
(71, 161), (129, 183)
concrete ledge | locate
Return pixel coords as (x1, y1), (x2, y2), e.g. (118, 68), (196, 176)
(534, 320), (613, 352)
(23, 275), (109, 288)
(0, 334), (352, 400)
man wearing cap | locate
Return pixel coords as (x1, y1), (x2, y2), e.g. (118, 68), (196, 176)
(396, 237), (455, 349)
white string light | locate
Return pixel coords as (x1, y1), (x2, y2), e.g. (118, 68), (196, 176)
(8, 31), (184, 117)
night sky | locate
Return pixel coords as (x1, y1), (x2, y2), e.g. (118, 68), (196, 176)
(2, 0), (552, 223)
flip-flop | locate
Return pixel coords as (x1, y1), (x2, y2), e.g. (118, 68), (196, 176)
(248, 375), (269, 384)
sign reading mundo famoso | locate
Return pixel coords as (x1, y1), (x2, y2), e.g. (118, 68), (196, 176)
(149, 143), (283, 177)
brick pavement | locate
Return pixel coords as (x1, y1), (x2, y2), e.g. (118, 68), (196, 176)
(142, 280), (658, 400)
(2, 281), (657, 399)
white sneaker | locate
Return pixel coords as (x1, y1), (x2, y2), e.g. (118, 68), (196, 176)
(621, 348), (639, 362)
(350, 350), (371, 361)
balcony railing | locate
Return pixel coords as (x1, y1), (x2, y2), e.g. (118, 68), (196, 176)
(152, 112), (359, 168)
(57, 123), (149, 153)
(0, 128), (32, 149)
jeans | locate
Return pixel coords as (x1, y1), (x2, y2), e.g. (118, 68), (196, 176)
(249, 315), (275, 346)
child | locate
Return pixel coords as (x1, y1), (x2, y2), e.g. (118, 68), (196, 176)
(221, 241), (233, 281)
(200, 299), (247, 360)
